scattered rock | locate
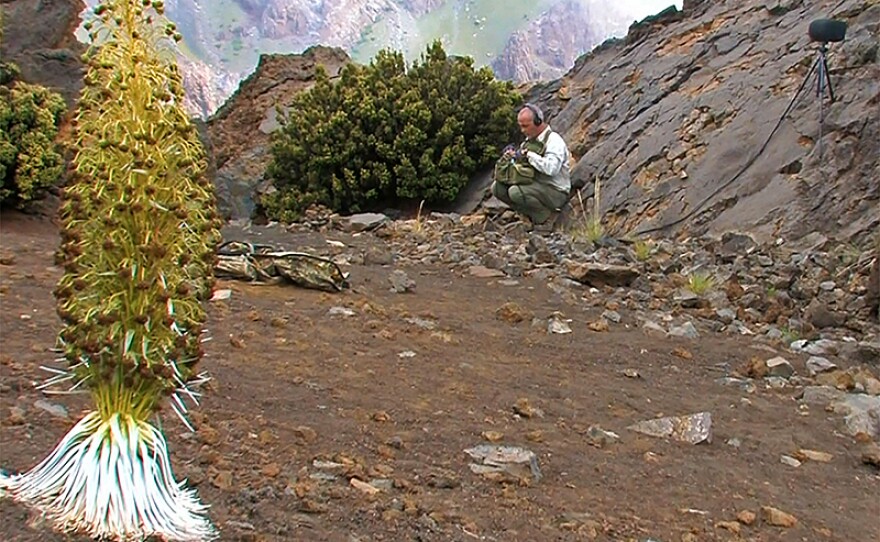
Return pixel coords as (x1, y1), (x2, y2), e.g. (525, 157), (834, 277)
(328, 306), (356, 317)
(715, 520), (741, 534)
(292, 425), (318, 444)
(766, 356), (795, 378)
(337, 213), (388, 233)
(760, 506), (797, 528)
(667, 321), (700, 339)
(350, 477), (381, 495)
(672, 347), (693, 360)
(468, 265), (505, 278)
(806, 356), (837, 376)
(587, 319), (610, 332)
(736, 509), (756, 526)
(495, 302), (530, 324)
(547, 313), (572, 334)
(7, 406), (26, 425)
(388, 269), (415, 293)
(792, 449), (833, 463)
(210, 288), (232, 301)
(780, 455), (802, 467)
(566, 262), (640, 288)
(482, 430), (504, 442)
(212, 470), (234, 490)
(585, 425), (620, 448)
(861, 443), (880, 468)
(830, 394), (880, 439)
(513, 398), (543, 419)
(627, 412), (712, 444)
(464, 444), (541, 485)
(33, 399), (68, 419)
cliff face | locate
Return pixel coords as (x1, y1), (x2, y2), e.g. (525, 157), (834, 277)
(491, 0), (639, 83)
(0, 0), (86, 107)
(530, 0), (878, 243)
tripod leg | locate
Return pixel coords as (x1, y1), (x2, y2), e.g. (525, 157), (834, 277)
(821, 55), (836, 103)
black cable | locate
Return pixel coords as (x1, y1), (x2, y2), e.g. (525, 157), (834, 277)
(634, 48), (825, 236)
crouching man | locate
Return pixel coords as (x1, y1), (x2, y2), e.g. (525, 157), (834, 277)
(491, 103), (572, 231)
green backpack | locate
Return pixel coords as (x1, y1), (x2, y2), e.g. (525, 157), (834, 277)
(493, 136), (548, 186)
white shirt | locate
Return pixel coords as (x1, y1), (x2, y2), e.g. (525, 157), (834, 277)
(525, 126), (571, 193)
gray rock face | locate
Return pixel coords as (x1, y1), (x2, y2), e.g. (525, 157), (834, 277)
(532, 0), (879, 244)
(0, 0), (86, 107)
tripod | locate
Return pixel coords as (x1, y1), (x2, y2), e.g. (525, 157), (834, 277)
(810, 43), (836, 159)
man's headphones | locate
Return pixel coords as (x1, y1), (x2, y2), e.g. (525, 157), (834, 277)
(523, 103), (544, 126)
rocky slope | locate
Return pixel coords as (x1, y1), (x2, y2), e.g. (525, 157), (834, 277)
(0, 0), (86, 107)
(530, 0), (879, 243)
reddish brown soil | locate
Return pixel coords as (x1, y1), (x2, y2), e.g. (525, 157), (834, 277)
(1, 211), (878, 542)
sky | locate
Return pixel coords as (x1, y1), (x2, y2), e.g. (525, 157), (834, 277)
(615, 0), (685, 19)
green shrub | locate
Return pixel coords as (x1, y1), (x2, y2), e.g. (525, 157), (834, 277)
(0, 76), (67, 206)
(265, 41), (521, 221)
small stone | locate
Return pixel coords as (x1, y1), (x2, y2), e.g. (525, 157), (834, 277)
(667, 321), (700, 339)
(627, 412), (712, 444)
(761, 506), (797, 527)
(715, 307), (736, 324)
(715, 520), (741, 534)
(672, 347), (693, 360)
(261, 462), (281, 478)
(793, 449), (833, 463)
(212, 470), (234, 490)
(601, 310), (622, 323)
(525, 430), (545, 443)
(547, 313), (572, 334)
(861, 443), (880, 468)
(766, 356), (795, 378)
(350, 478), (380, 495)
(482, 430), (504, 442)
(338, 212), (388, 232)
(210, 289), (232, 301)
(7, 406), (26, 425)
(736, 510), (756, 525)
(588, 319), (609, 332)
(513, 398), (542, 418)
(623, 368), (641, 378)
(292, 425), (318, 444)
(566, 262), (640, 288)
(464, 444), (541, 485)
(388, 269), (415, 293)
(371, 411), (390, 422)
(0, 253), (16, 265)
(806, 356), (837, 376)
(780, 455), (802, 467)
(642, 320), (667, 337)
(585, 425), (620, 448)
(495, 302), (530, 324)
(33, 399), (68, 419)
(328, 306), (356, 317)
(468, 265), (505, 278)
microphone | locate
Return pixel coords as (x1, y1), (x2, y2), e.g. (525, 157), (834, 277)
(808, 19), (847, 44)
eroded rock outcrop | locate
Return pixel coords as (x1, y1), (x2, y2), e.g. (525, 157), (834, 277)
(205, 46), (350, 219)
(0, 0), (86, 107)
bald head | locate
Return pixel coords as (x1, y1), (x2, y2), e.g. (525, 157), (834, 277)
(517, 104), (545, 138)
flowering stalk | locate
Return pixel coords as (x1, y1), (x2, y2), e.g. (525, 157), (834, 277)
(0, 1), (221, 540)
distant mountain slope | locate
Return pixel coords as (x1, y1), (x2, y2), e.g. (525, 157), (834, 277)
(75, 0), (680, 117)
